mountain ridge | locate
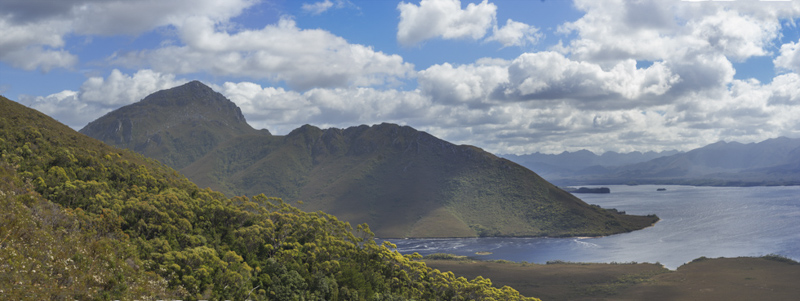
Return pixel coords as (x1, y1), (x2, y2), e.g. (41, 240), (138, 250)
(80, 81), (658, 238)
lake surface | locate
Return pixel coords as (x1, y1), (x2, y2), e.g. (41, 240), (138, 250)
(385, 185), (800, 269)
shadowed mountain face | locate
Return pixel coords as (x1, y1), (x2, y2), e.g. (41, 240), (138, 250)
(80, 81), (658, 238)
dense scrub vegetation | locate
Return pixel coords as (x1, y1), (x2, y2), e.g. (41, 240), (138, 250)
(0, 96), (538, 300)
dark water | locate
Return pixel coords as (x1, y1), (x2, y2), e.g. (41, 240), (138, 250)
(385, 185), (800, 269)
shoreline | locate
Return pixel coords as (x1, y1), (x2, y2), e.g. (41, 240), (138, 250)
(422, 251), (800, 271)
(556, 181), (800, 188)
(378, 219), (660, 240)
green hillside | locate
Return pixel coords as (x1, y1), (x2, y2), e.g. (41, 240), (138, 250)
(1, 96), (537, 300)
(82, 81), (658, 238)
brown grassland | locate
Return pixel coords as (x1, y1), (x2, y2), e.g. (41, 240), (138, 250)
(425, 255), (800, 300)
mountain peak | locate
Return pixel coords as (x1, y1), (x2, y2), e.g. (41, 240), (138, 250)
(173, 80), (216, 97)
(177, 80), (212, 92)
(80, 81), (261, 169)
(141, 81), (238, 116)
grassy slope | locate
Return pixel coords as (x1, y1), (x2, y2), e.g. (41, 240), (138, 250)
(425, 256), (800, 301)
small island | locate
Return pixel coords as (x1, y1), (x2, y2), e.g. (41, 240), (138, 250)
(563, 187), (611, 194)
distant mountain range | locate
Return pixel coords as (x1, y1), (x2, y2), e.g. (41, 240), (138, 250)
(501, 149), (681, 181)
(80, 81), (657, 238)
(505, 138), (800, 186)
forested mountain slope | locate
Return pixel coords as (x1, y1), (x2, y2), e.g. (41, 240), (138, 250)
(81, 82), (658, 238)
(1, 95), (538, 300)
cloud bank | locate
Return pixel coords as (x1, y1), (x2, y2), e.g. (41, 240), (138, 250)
(8, 0), (800, 155)
(113, 16), (414, 90)
(0, 0), (254, 71)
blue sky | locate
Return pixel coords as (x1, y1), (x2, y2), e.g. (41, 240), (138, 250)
(2, 0), (800, 155)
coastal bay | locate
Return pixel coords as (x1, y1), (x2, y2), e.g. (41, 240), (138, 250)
(388, 185), (800, 269)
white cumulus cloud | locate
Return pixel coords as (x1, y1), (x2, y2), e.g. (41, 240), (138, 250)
(18, 69), (186, 129)
(486, 19), (542, 48)
(505, 52), (680, 107)
(559, 0), (793, 64)
(397, 0), (497, 46)
(0, 18), (77, 71)
(417, 58), (510, 105)
(774, 40), (800, 74)
(302, 0), (334, 15)
(0, 0), (255, 71)
(10, 0), (800, 155)
(114, 16), (414, 90)
(218, 81), (433, 134)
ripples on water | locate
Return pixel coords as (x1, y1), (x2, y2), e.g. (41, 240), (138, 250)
(385, 185), (800, 269)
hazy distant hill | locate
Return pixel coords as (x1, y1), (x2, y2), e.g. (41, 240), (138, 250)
(502, 149), (680, 181)
(550, 137), (800, 186)
(81, 81), (657, 238)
